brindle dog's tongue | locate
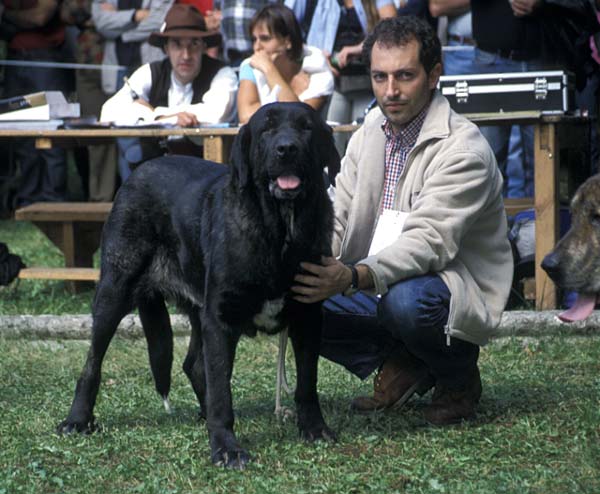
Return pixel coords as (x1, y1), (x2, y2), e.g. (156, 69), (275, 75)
(277, 175), (301, 190)
(558, 293), (597, 322)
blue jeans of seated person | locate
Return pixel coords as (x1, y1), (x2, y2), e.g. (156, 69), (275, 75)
(473, 49), (544, 198)
(442, 42), (476, 77)
(320, 274), (479, 390)
(116, 69), (139, 182)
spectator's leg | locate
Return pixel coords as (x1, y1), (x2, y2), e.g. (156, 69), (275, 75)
(76, 68), (117, 201)
(505, 125), (525, 198)
(40, 146), (67, 202)
(519, 124), (535, 198)
(13, 139), (44, 207)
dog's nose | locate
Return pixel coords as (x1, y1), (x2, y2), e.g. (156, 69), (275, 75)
(275, 141), (298, 159)
(541, 252), (561, 280)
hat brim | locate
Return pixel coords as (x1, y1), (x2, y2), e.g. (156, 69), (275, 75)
(149, 28), (222, 49)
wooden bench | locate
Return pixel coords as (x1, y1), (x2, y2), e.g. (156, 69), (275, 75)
(14, 202), (111, 291)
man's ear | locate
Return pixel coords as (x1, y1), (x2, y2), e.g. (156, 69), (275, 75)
(428, 62), (443, 90)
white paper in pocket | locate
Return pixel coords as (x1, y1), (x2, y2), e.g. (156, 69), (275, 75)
(368, 209), (409, 256)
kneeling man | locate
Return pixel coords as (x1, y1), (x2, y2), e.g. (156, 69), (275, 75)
(292, 16), (513, 425)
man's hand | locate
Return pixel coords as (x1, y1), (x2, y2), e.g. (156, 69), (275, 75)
(156, 111), (199, 127)
(510, 0), (542, 17)
(335, 43), (362, 69)
(174, 111), (199, 127)
(205, 8), (221, 30)
(134, 7), (149, 22)
(292, 256), (352, 304)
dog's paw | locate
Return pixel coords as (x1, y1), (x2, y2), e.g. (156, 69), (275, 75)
(56, 416), (96, 435)
(211, 448), (251, 470)
(299, 423), (337, 443)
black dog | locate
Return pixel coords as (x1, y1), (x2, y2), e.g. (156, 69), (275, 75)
(57, 102), (340, 469)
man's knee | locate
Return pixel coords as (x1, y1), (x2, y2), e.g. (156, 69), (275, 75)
(377, 275), (450, 342)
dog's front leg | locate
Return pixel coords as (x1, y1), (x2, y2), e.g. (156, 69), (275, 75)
(201, 315), (250, 469)
(289, 304), (337, 442)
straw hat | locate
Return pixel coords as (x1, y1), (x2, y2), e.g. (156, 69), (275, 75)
(149, 4), (221, 48)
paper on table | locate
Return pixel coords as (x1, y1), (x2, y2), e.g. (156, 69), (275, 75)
(368, 209), (409, 256)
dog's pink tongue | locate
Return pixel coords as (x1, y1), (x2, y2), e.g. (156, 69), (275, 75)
(558, 293), (597, 322)
(277, 175), (301, 190)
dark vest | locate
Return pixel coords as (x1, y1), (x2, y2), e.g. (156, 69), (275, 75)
(148, 56), (226, 108)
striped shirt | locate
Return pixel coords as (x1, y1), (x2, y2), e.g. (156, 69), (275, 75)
(381, 106), (428, 210)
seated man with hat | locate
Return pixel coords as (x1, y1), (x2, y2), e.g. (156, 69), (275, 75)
(101, 3), (238, 127)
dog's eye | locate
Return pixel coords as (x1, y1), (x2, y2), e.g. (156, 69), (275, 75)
(301, 120), (313, 131)
(592, 213), (600, 227)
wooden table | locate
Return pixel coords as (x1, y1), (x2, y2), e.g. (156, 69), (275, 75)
(465, 112), (589, 310)
(0, 115), (588, 308)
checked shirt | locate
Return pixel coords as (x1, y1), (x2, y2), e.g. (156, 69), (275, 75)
(381, 106), (428, 211)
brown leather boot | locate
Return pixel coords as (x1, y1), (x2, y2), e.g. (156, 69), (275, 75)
(351, 352), (434, 412)
(423, 366), (482, 425)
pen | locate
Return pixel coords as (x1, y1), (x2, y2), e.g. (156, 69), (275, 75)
(123, 76), (140, 100)
(203, 122), (233, 128)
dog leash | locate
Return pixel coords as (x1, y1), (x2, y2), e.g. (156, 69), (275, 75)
(275, 206), (296, 418)
(275, 328), (294, 419)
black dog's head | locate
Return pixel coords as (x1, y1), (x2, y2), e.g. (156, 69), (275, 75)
(541, 174), (600, 321)
(229, 102), (340, 200)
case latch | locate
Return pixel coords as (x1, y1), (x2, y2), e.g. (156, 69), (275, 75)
(455, 80), (469, 103)
(534, 77), (548, 100)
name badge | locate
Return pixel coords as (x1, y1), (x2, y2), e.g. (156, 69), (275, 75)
(368, 209), (409, 256)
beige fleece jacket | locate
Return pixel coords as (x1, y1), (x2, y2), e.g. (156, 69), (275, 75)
(333, 91), (513, 346)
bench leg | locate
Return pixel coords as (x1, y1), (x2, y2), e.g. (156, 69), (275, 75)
(34, 221), (103, 293)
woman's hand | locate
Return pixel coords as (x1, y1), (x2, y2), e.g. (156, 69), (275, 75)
(323, 51), (340, 78)
(249, 50), (282, 75)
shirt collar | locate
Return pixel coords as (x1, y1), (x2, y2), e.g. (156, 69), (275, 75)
(381, 103), (430, 144)
(170, 71), (193, 93)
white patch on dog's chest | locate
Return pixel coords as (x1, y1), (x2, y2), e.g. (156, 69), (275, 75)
(253, 297), (285, 330)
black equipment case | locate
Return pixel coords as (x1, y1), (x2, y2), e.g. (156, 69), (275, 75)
(438, 71), (575, 115)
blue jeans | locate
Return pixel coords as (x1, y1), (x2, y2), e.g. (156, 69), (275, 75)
(472, 49), (544, 198)
(115, 69), (139, 182)
(442, 42), (476, 76)
(320, 274), (479, 389)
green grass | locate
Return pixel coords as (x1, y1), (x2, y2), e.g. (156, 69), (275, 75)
(0, 336), (599, 494)
(2, 219), (600, 493)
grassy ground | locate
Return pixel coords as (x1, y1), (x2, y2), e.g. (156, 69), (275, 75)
(0, 336), (599, 494)
(0, 220), (94, 314)
(2, 220), (599, 493)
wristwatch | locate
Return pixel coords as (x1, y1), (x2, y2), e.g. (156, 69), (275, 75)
(343, 264), (359, 296)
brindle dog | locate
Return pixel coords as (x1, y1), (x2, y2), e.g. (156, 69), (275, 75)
(541, 174), (600, 322)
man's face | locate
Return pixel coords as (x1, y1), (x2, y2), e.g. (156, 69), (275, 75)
(165, 36), (204, 85)
(370, 38), (441, 132)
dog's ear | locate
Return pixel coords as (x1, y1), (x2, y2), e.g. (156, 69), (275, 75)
(317, 119), (341, 187)
(229, 122), (252, 189)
